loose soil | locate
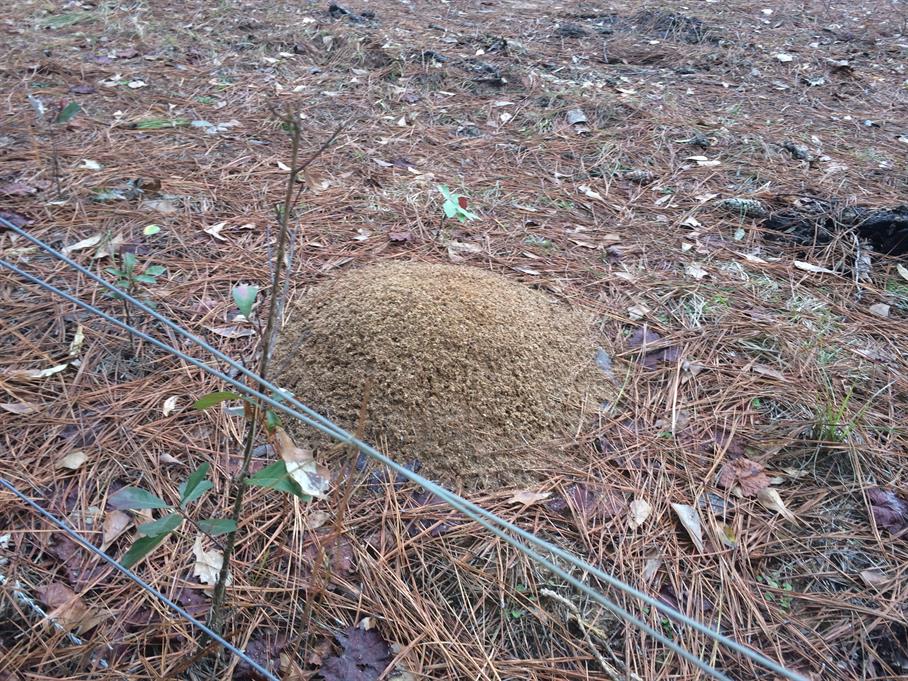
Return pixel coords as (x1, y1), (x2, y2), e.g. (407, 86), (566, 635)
(274, 261), (610, 487)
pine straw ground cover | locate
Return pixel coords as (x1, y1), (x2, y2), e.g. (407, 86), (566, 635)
(1, 0), (907, 679)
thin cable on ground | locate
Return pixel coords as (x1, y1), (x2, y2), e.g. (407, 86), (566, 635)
(0, 478), (279, 681)
(0, 219), (809, 681)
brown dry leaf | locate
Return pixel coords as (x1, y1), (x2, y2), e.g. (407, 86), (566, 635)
(0, 402), (39, 415)
(306, 510), (330, 530)
(3, 364), (68, 381)
(55, 451), (87, 470)
(715, 521), (737, 548)
(203, 221), (228, 240)
(859, 569), (893, 591)
(642, 549), (662, 582)
(716, 457), (770, 497)
(61, 234), (102, 255)
(757, 487), (796, 521)
(204, 325), (256, 339)
(793, 260), (837, 275)
(671, 503), (704, 552)
(193, 535), (230, 587)
(751, 364), (787, 381)
(37, 583), (105, 632)
(507, 490), (551, 506)
(92, 234), (125, 260)
(100, 510), (132, 550)
(628, 498), (652, 529)
(274, 427), (330, 498)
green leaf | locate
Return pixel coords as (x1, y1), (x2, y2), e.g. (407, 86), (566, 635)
(56, 102), (81, 124)
(437, 185), (454, 202)
(137, 512), (182, 537)
(231, 284), (259, 319)
(133, 118), (190, 130)
(144, 265), (166, 276)
(193, 391), (239, 410)
(178, 463), (211, 506)
(264, 409), (282, 432)
(182, 480), (212, 507)
(143, 224), (161, 236)
(442, 201), (458, 219)
(40, 12), (92, 29)
(119, 533), (171, 568)
(456, 208), (478, 222)
(122, 251), (138, 273)
(109, 486), (171, 510)
(246, 461), (309, 500)
(105, 267), (122, 276)
(134, 274), (158, 284)
(198, 518), (237, 536)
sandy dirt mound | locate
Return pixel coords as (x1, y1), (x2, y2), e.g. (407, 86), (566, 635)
(273, 262), (609, 487)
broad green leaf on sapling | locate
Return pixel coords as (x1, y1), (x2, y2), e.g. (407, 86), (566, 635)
(137, 512), (182, 537)
(232, 284), (259, 319)
(193, 391), (239, 410)
(264, 409), (282, 432)
(178, 463), (210, 506)
(181, 480), (212, 507)
(145, 265), (166, 277)
(109, 486), (171, 510)
(56, 102), (81, 124)
(119, 533), (171, 568)
(246, 460), (310, 500)
(198, 518), (237, 536)
(134, 274), (158, 284)
(143, 224), (161, 236)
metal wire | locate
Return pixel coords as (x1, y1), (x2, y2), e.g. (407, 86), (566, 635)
(0, 477), (279, 681)
(0, 218), (809, 680)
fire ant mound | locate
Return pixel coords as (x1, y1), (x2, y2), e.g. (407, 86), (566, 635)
(273, 262), (610, 488)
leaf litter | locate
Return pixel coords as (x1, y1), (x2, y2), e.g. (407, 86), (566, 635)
(3, 0), (908, 678)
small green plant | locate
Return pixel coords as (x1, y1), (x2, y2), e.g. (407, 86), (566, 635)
(438, 185), (478, 223)
(111, 464), (237, 568)
(105, 252), (166, 296)
(27, 97), (80, 198)
(757, 574), (794, 611)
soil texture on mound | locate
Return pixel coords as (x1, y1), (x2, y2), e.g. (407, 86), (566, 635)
(273, 262), (609, 488)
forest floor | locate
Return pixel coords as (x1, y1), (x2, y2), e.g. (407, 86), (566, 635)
(1, 0), (907, 679)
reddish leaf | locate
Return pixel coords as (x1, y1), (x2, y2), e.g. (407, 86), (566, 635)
(234, 634), (289, 681)
(0, 181), (37, 196)
(716, 457), (770, 496)
(627, 327), (680, 368)
(457, 196), (469, 209)
(547, 484), (625, 521)
(0, 210), (30, 228)
(867, 487), (908, 534)
(320, 627), (390, 681)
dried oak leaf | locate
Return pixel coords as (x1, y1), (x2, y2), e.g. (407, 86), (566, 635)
(627, 327), (680, 368)
(321, 626), (390, 681)
(234, 634), (289, 681)
(867, 487), (908, 534)
(716, 457), (770, 496)
(547, 484), (625, 521)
